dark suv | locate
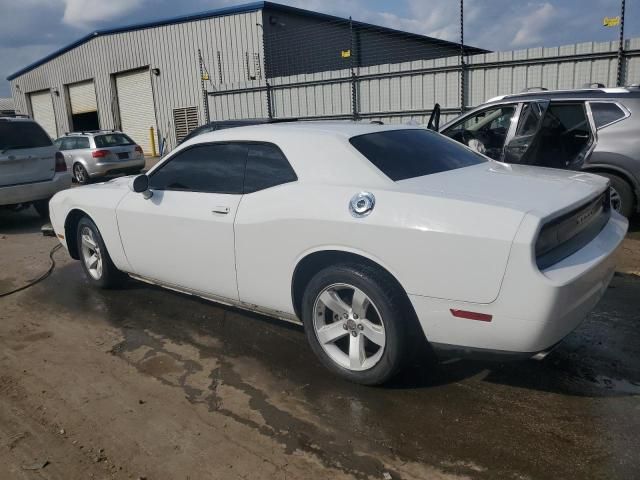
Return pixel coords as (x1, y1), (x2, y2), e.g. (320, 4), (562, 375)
(440, 87), (640, 218)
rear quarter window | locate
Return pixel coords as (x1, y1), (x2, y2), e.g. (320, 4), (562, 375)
(349, 129), (486, 181)
(0, 121), (52, 150)
(589, 102), (627, 129)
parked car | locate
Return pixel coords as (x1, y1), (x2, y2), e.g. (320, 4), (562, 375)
(54, 130), (145, 185)
(48, 122), (627, 384)
(0, 116), (71, 218)
(439, 86), (640, 218)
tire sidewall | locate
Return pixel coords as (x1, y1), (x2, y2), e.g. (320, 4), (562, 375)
(301, 264), (408, 385)
(601, 173), (634, 218)
(76, 217), (122, 288)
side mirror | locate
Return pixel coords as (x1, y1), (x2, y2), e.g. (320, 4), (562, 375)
(130, 175), (152, 198)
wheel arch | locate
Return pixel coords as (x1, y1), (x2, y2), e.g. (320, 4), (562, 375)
(290, 249), (420, 329)
(582, 164), (638, 211)
(64, 208), (93, 260)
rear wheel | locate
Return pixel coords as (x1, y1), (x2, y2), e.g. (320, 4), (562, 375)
(76, 217), (125, 289)
(73, 163), (90, 185)
(599, 173), (635, 218)
(33, 199), (50, 219)
(301, 263), (412, 385)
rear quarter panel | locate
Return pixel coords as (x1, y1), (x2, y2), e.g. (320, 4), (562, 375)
(234, 183), (525, 316)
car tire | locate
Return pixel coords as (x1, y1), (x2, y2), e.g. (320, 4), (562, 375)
(599, 173), (635, 218)
(301, 263), (413, 385)
(76, 216), (126, 289)
(33, 199), (50, 219)
(73, 163), (90, 185)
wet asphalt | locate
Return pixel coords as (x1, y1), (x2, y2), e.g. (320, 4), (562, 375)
(2, 209), (640, 479)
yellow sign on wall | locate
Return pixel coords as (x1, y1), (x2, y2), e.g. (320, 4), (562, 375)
(341, 50), (351, 59)
(603, 16), (620, 27)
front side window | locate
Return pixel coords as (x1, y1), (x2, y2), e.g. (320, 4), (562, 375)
(350, 129), (486, 182)
(443, 105), (516, 160)
(0, 121), (52, 151)
(149, 143), (247, 194)
(74, 137), (90, 149)
(60, 138), (77, 151)
(589, 102), (627, 129)
(244, 143), (297, 193)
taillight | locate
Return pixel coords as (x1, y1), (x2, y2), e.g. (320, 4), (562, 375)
(135, 145), (143, 155)
(92, 149), (109, 158)
(55, 152), (67, 172)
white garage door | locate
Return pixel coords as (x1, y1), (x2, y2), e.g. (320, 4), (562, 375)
(30, 90), (56, 138)
(116, 69), (157, 154)
(68, 80), (97, 114)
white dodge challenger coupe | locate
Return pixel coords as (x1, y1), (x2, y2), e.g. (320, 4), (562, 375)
(49, 122), (628, 385)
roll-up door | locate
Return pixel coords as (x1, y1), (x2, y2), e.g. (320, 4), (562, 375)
(68, 80), (99, 131)
(115, 69), (157, 154)
(69, 80), (97, 114)
(29, 90), (56, 138)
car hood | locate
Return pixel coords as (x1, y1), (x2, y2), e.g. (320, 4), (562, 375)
(395, 161), (609, 218)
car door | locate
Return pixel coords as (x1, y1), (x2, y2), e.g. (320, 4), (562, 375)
(116, 142), (247, 300)
(503, 100), (550, 164)
(441, 104), (518, 160)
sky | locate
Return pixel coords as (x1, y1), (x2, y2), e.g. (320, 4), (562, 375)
(1, 0), (638, 97)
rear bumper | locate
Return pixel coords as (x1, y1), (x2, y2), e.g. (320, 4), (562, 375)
(88, 158), (145, 177)
(0, 172), (72, 206)
(409, 212), (628, 356)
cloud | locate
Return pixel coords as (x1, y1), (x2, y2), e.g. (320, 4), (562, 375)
(62, 0), (146, 28)
(511, 3), (556, 46)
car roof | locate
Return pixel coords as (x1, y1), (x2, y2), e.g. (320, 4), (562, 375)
(0, 116), (36, 123)
(63, 130), (125, 137)
(485, 86), (640, 104)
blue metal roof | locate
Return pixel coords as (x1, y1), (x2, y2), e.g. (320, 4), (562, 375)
(8, 1), (487, 81)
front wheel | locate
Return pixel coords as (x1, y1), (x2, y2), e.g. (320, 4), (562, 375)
(76, 217), (125, 289)
(301, 263), (412, 385)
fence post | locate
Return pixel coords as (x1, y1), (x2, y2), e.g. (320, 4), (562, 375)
(349, 17), (359, 121)
(616, 0), (626, 86)
(198, 49), (210, 124)
(459, 0), (466, 114)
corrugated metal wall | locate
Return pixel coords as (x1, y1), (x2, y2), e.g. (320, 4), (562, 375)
(9, 10), (263, 150)
(208, 37), (640, 126)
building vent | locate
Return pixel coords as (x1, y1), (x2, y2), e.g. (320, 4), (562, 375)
(173, 107), (199, 143)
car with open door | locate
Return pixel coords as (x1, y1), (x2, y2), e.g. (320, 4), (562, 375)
(48, 122), (627, 385)
(439, 86), (640, 218)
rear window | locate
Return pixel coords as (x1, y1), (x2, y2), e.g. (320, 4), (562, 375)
(94, 133), (135, 148)
(349, 129), (486, 181)
(0, 121), (52, 150)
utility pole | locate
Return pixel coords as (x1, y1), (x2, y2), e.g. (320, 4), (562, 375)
(460, 0), (465, 113)
(616, 0), (626, 86)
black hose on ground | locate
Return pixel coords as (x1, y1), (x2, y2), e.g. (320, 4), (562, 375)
(0, 244), (62, 298)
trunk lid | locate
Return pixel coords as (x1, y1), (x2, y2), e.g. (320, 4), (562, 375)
(396, 162), (609, 218)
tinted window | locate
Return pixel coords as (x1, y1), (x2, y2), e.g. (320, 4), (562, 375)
(60, 138), (76, 151)
(590, 102), (626, 129)
(94, 133), (134, 148)
(72, 137), (90, 149)
(0, 121), (52, 150)
(149, 143), (247, 194)
(244, 144), (297, 193)
(349, 129), (485, 181)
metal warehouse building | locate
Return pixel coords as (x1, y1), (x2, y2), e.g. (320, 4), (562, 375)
(7, 1), (483, 153)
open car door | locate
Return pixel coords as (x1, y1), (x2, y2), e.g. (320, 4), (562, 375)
(503, 99), (550, 164)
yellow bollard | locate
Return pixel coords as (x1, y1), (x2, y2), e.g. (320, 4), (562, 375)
(149, 126), (157, 157)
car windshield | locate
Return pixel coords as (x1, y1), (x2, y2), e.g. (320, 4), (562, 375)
(349, 128), (486, 181)
(0, 121), (52, 151)
(94, 133), (134, 148)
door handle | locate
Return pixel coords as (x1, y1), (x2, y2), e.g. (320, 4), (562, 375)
(212, 206), (230, 215)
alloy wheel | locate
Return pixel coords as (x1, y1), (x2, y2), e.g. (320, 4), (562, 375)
(74, 164), (86, 183)
(610, 186), (622, 213)
(312, 283), (386, 371)
(80, 226), (103, 280)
